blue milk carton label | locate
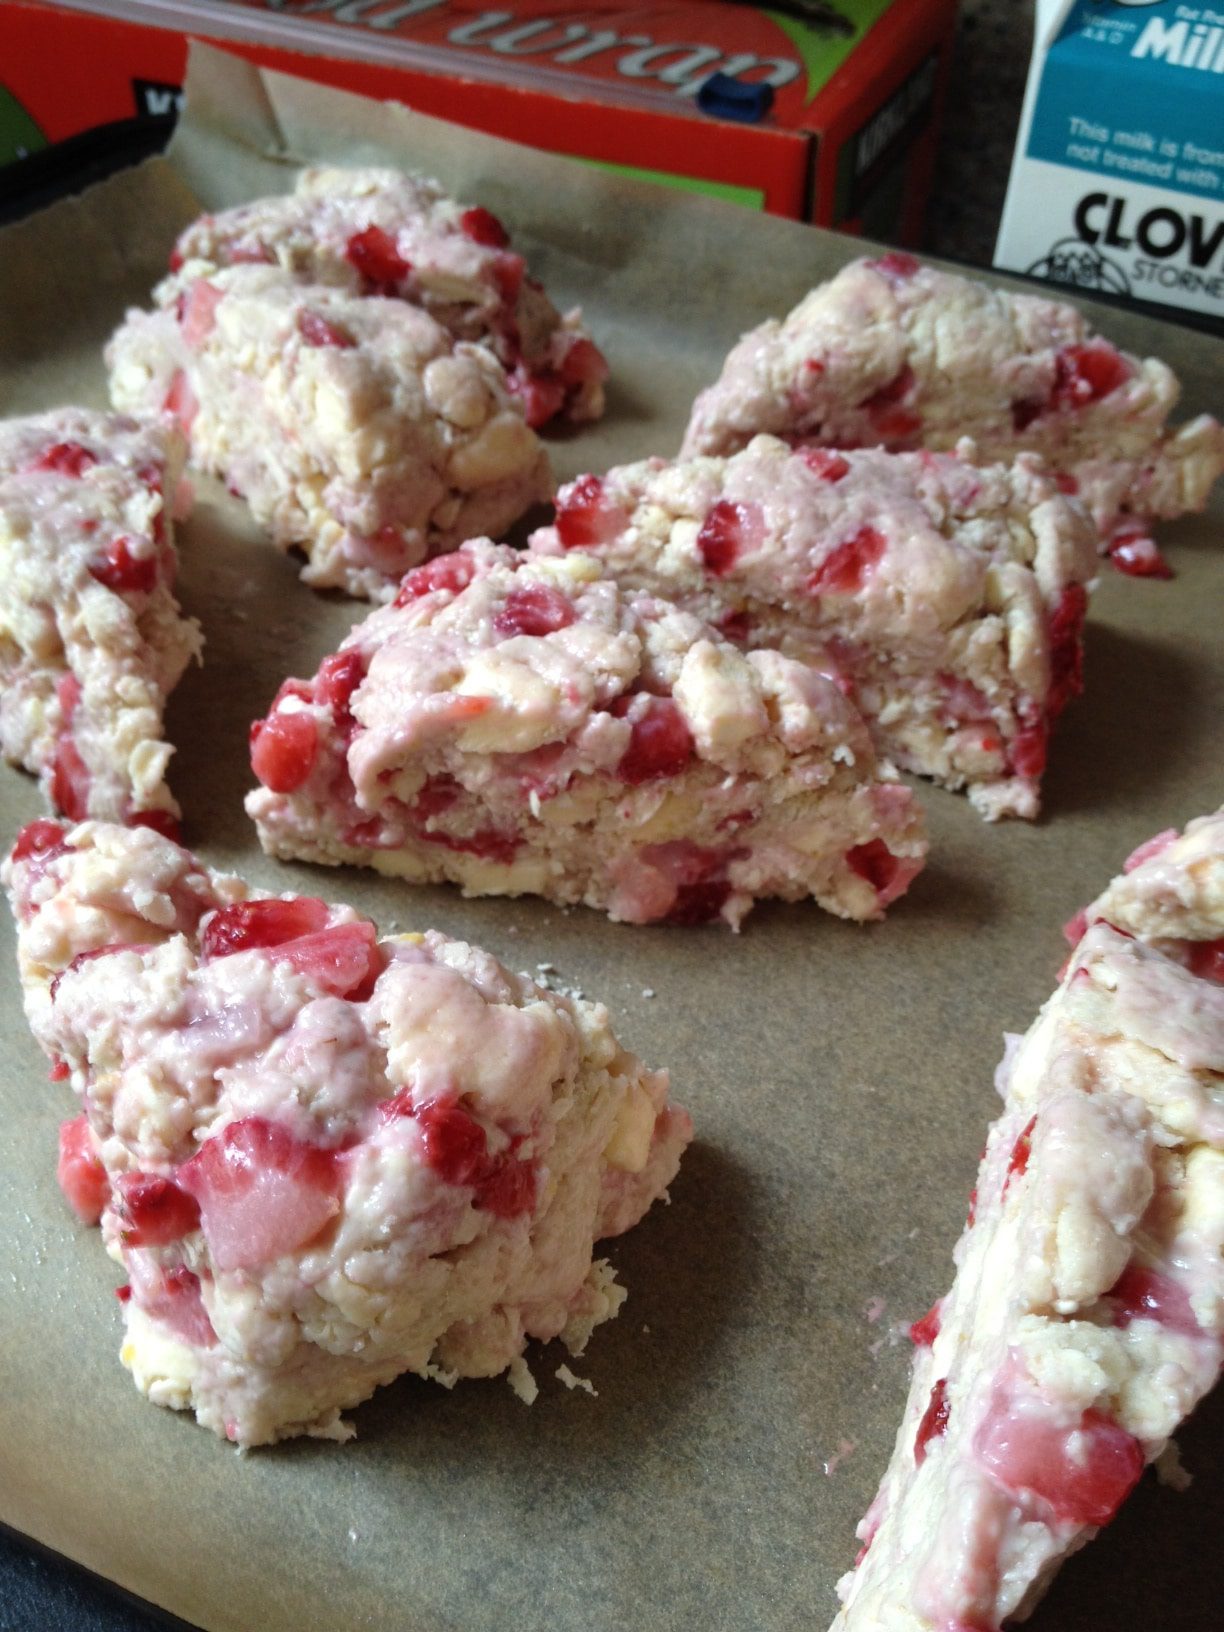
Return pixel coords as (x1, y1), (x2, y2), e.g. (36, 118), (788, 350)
(995, 0), (1224, 319)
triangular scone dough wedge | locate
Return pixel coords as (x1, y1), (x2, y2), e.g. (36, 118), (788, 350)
(682, 255), (1224, 575)
(245, 540), (928, 928)
(3, 820), (690, 1447)
(833, 810), (1224, 1631)
(532, 436), (1098, 821)
(0, 409), (201, 830)
(168, 165), (608, 428)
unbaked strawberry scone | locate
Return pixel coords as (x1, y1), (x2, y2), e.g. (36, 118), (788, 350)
(682, 254), (1224, 576)
(245, 541), (927, 928)
(0, 408), (201, 830)
(531, 435), (1098, 821)
(167, 166), (608, 430)
(3, 818), (690, 1447)
(106, 263), (552, 601)
(832, 810), (1224, 1631)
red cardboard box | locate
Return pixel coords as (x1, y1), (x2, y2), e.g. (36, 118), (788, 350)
(0, 0), (957, 236)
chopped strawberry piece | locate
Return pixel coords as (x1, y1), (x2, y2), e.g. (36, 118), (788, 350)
(1123, 828), (1177, 873)
(697, 499), (752, 576)
(509, 368), (566, 429)
(846, 840), (899, 896)
(915, 1378), (950, 1464)
(412, 775), (462, 819)
(1046, 583), (1088, 720)
(1055, 472), (1080, 495)
(57, 1115), (108, 1225)
(800, 447), (851, 482)
(128, 810), (182, 843)
(1010, 725), (1047, 780)
(1187, 940), (1224, 983)
(459, 205), (510, 248)
(163, 369), (198, 435)
(492, 252), (525, 306)
(201, 895), (330, 959)
(316, 649), (367, 739)
(180, 280), (223, 350)
(89, 535), (158, 594)
(11, 818), (66, 863)
(345, 225), (410, 292)
(114, 1171), (201, 1246)
(392, 552), (476, 607)
(275, 920), (382, 1000)
(860, 365), (921, 441)
(50, 734), (90, 822)
(808, 525), (886, 595)
(478, 1156), (537, 1218)
(664, 879), (733, 926)
(1005, 1115), (1038, 1188)
(178, 1116), (344, 1272)
(966, 1186), (978, 1228)
(555, 474), (626, 549)
(1011, 397), (1044, 432)
(249, 710), (319, 793)
(1108, 1263), (1201, 1336)
(146, 1265), (218, 1348)
(909, 1300), (942, 1347)
(296, 308), (357, 349)
(32, 441), (98, 478)
(1062, 907), (1090, 947)
(976, 1390), (1144, 1527)
(493, 583), (576, 638)
(1052, 341), (1132, 410)
(716, 608), (752, 644)
(49, 1055), (70, 1082)
(416, 825), (520, 865)
(872, 251), (920, 283)
(167, 246), (184, 272)
(1108, 532), (1173, 579)
(414, 1100), (537, 1218)
(616, 697), (694, 784)
(558, 335), (609, 389)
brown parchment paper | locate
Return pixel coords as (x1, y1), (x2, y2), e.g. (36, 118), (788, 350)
(1, 41), (1223, 1632)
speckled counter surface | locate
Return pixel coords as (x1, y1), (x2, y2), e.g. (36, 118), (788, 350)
(926, 0), (1035, 266)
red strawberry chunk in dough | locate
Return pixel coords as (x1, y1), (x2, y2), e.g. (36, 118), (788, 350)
(129, 810), (183, 843)
(459, 205), (510, 249)
(152, 1266), (218, 1348)
(872, 251), (921, 284)
(1187, 939), (1224, 983)
(559, 335), (608, 390)
(915, 1378), (950, 1464)
(976, 1390), (1144, 1527)
(316, 649), (367, 739)
(178, 1116), (344, 1273)
(115, 1172), (201, 1246)
(846, 839), (906, 902)
(89, 535), (158, 595)
(664, 879), (733, 926)
(417, 825), (520, 865)
(861, 365), (921, 441)
(180, 280), (223, 350)
(1046, 584), (1088, 720)
(163, 370), (198, 435)
(413, 1101), (537, 1218)
(1052, 341), (1132, 410)
(275, 920), (382, 1000)
(555, 474), (626, 549)
(1009, 719), (1048, 780)
(1109, 532), (1173, 579)
(615, 697), (694, 784)
(250, 710), (319, 793)
(201, 895), (330, 959)
(393, 552), (476, 607)
(800, 447), (850, 483)
(1005, 1116), (1038, 1189)
(511, 369), (566, 430)
(1123, 828), (1178, 873)
(909, 1300), (942, 1348)
(296, 309), (356, 349)
(493, 583), (576, 638)
(51, 734), (90, 822)
(11, 818), (66, 863)
(1107, 1263), (1201, 1337)
(808, 526), (886, 595)
(32, 441), (99, 478)
(57, 1115), (109, 1225)
(345, 225), (410, 292)
(697, 499), (758, 576)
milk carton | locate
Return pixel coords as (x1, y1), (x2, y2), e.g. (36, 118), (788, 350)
(995, 0), (1224, 322)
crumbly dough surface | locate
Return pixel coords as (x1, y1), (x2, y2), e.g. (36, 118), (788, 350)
(3, 820), (690, 1446)
(531, 435), (1098, 821)
(834, 812), (1224, 1630)
(0, 408), (201, 825)
(245, 540), (928, 928)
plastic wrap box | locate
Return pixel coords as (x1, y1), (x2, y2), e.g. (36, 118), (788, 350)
(0, 0), (958, 236)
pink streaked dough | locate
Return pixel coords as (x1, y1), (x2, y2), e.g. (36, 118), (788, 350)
(0, 408), (200, 831)
(682, 254), (1224, 578)
(531, 436), (1097, 822)
(167, 166), (608, 431)
(3, 819), (690, 1447)
(834, 811), (1224, 1632)
(244, 541), (927, 928)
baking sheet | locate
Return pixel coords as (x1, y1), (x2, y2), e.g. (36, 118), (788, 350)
(1, 41), (1223, 1632)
